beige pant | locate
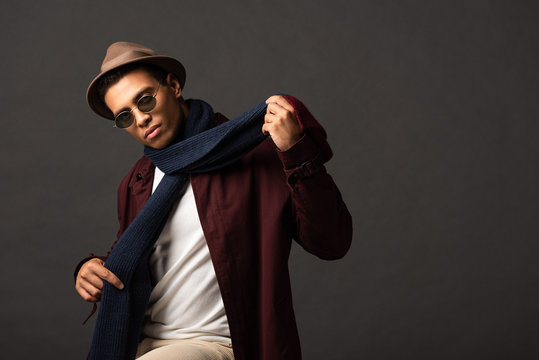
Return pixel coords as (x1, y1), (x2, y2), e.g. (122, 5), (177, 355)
(136, 338), (235, 360)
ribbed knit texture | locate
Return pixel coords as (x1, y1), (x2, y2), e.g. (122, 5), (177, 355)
(88, 99), (268, 360)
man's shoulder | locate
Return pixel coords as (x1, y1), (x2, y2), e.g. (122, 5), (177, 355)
(130, 155), (154, 173)
(118, 155), (155, 190)
(214, 112), (228, 125)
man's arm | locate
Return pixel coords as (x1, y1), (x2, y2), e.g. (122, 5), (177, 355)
(265, 95), (353, 259)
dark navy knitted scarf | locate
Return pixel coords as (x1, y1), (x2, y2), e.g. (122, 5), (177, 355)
(88, 99), (268, 360)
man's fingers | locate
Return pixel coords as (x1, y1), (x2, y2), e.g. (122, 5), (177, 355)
(265, 95), (294, 112)
(75, 258), (124, 302)
(82, 283), (102, 298)
(264, 112), (279, 124)
(266, 102), (288, 118)
(82, 258), (124, 290)
(84, 273), (104, 290)
(76, 282), (101, 303)
(98, 267), (124, 290)
(261, 123), (271, 136)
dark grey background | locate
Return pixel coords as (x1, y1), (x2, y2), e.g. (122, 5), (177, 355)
(1, 1), (537, 359)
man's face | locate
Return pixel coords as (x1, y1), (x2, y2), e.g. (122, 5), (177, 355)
(104, 68), (185, 149)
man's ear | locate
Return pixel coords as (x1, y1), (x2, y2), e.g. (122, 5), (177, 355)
(166, 73), (182, 98)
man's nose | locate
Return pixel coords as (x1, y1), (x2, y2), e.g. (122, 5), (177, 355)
(133, 108), (151, 127)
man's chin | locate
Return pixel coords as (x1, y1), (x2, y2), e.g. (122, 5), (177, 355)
(143, 133), (174, 150)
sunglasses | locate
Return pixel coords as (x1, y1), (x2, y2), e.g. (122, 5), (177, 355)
(113, 81), (162, 128)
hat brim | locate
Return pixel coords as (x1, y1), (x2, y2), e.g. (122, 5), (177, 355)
(86, 55), (186, 120)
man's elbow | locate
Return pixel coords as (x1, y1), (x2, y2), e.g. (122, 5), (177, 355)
(304, 217), (353, 260)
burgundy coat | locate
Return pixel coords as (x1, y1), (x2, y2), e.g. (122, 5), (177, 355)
(78, 101), (352, 360)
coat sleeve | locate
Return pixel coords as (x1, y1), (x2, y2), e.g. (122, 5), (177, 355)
(277, 95), (353, 260)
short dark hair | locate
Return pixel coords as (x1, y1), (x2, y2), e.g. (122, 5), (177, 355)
(96, 62), (168, 103)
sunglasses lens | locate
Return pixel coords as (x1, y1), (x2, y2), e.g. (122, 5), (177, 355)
(138, 95), (156, 112)
(115, 112), (134, 128)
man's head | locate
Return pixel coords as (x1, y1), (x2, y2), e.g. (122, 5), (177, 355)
(102, 65), (187, 149)
(86, 42), (188, 149)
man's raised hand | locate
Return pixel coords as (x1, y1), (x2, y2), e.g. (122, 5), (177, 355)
(262, 95), (304, 151)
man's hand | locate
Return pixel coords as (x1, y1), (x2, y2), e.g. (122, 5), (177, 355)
(262, 95), (304, 151)
(75, 258), (124, 302)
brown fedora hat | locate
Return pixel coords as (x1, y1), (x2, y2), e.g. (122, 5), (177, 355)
(86, 41), (186, 120)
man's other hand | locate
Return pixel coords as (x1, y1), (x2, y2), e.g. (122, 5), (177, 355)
(75, 258), (124, 302)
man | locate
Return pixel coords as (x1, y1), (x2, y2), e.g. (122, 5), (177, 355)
(74, 41), (352, 360)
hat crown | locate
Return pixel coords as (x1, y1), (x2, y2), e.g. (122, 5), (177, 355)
(101, 42), (157, 72)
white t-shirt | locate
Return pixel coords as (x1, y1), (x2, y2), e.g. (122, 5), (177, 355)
(141, 167), (231, 343)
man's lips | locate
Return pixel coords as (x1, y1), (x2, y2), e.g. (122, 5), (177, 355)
(145, 125), (161, 139)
